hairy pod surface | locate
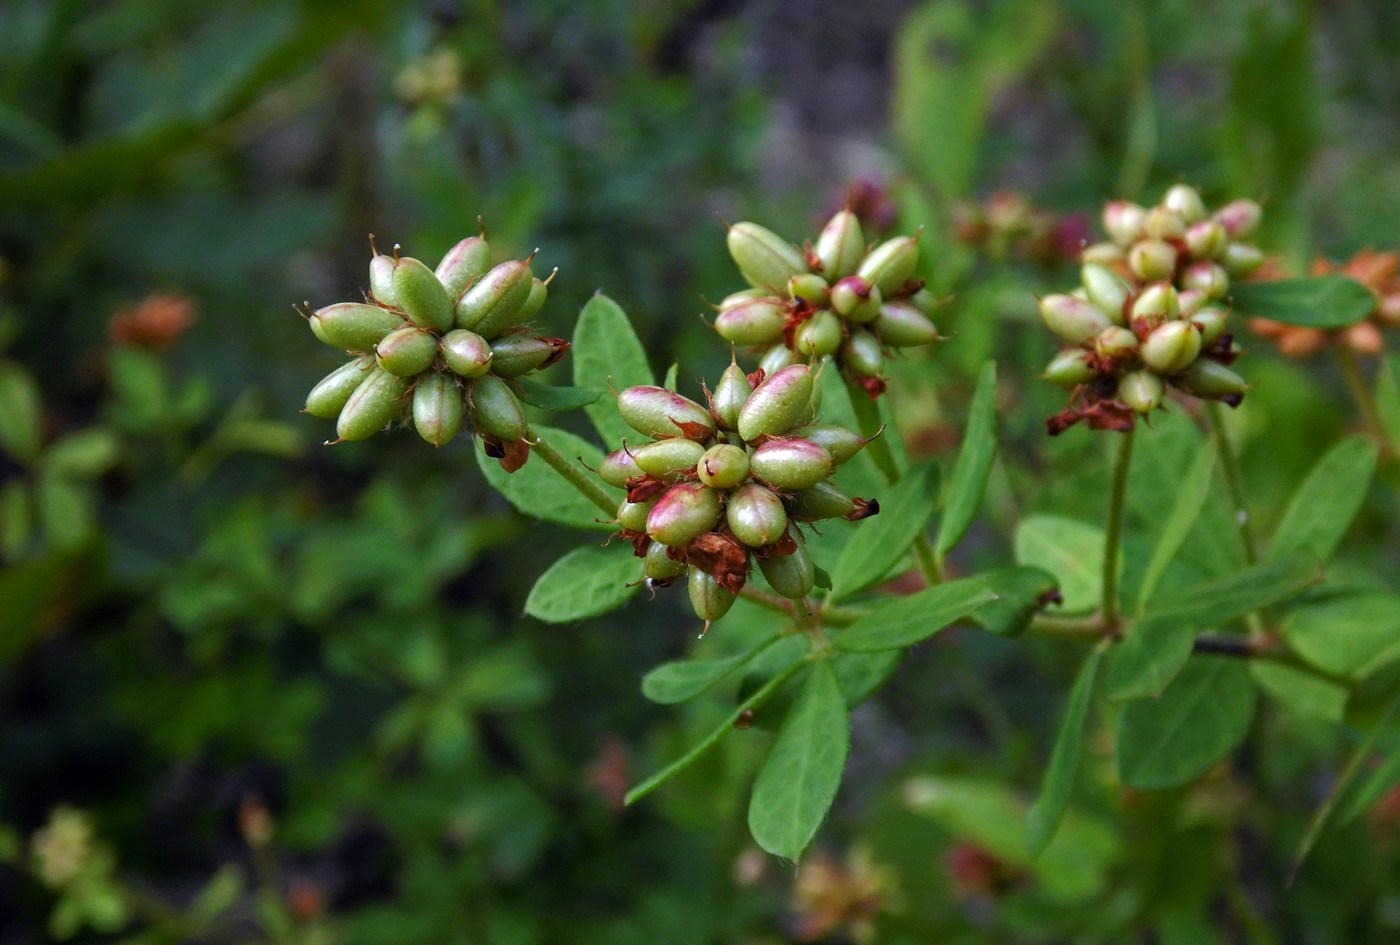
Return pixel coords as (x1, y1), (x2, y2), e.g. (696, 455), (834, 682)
(469, 373), (527, 441)
(375, 325), (440, 377)
(441, 329), (493, 378)
(392, 256), (455, 332)
(412, 372), (464, 446)
(697, 443), (750, 489)
(646, 483), (722, 547)
(737, 364), (814, 442)
(632, 438), (707, 479)
(434, 236), (492, 300)
(311, 302), (404, 353)
(714, 299), (788, 346)
(815, 210), (865, 279)
(337, 367), (410, 441)
(727, 222), (807, 291)
(456, 259), (533, 335)
(758, 541), (814, 599)
(305, 357), (374, 419)
(688, 567), (736, 622)
(617, 387), (716, 441)
(749, 438), (832, 491)
(726, 483), (788, 547)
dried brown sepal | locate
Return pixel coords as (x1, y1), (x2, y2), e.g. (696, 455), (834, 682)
(677, 531), (750, 595)
(780, 298), (816, 351)
(625, 475), (669, 504)
(856, 375), (887, 399)
(848, 498), (880, 521)
(497, 438), (531, 472)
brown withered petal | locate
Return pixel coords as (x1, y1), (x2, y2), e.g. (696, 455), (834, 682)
(497, 438), (530, 472)
(680, 531), (750, 594)
(847, 498), (880, 521)
(625, 475), (669, 504)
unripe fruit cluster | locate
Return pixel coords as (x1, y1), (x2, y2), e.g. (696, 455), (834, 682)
(598, 362), (878, 627)
(1039, 186), (1260, 433)
(303, 233), (565, 465)
(715, 212), (940, 396)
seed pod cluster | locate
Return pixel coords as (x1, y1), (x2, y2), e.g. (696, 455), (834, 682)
(302, 231), (565, 466)
(1039, 185), (1260, 435)
(601, 361), (879, 628)
(714, 212), (940, 397)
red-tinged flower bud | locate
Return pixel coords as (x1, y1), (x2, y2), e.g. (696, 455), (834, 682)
(488, 333), (566, 377)
(790, 424), (866, 466)
(392, 256), (455, 332)
(1191, 306), (1229, 345)
(1128, 239), (1178, 282)
(738, 364), (814, 442)
(305, 357), (373, 419)
(632, 438), (707, 480)
(375, 325), (440, 377)
(469, 373), (527, 441)
(758, 539), (814, 599)
(1081, 263), (1131, 317)
(697, 443), (750, 489)
(646, 482), (722, 546)
(1131, 283), (1180, 322)
(1178, 360), (1248, 405)
(840, 329), (885, 378)
(1220, 243), (1264, 279)
(644, 541), (686, 584)
(727, 222), (807, 291)
(874, 301), (939, 348)
(1215, 199), (1262, 239)
(598, 448), (642, 488)
(750, 437), (832, 490)
(794, 309), (842, 357)
(714, 299), (788, 346)
(1144, 205), (1186, 240)
(1118, 370), (1164, 413)
(412, 372), (464, 446)
(1043, 349), (1096, 388)
(434, 236), (492, 300)
(688, 567), (737, 623)
(789, 273), (829, 305)
(1095, 326), (1139, 360)
(1038, 294), (1114, 344)
(1141, 320), (1203, 373)
(311, 302), (404, 353)
(456, 259), (533, 336)
(370, 253), (398, 307)
(1184, 219), (1227, 260)
(815, 210), (866, 279)
(1103, 201), (1147, 246)
(336, 367), (410, 441)
(711, 361), (753, 431)
(857, 235), (920, 296)
(726, 483), (788, 547)
(830, 277), (882, 323)
(441, 328), (493, 378)
(617, 386), (716, 441)
(1162, 184), (1206, 224)
(1181, 261), (1229, 300)
(1080, 241), (1125, 265)
(786, 480), (857, 520)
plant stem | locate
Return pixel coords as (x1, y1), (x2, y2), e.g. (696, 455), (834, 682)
(1205, 403), (1258, 565)
(739, 584), (795, 617)
(529, 429), (619, 517)
(1101, 428), (1135, 633)
(1334, 345), (1388, 448)
(1027, 613), (1105, 638)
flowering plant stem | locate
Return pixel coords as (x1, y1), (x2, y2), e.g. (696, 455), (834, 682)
(1204, 403), (1269, 639)
(529, 428), (622, 517)
(1102, 428), (1135, 633)
(1334, 345), (1390, 454)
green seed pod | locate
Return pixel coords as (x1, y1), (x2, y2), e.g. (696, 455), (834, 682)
(1128, 239), (1178, 282)
(1141, 320), (1203, 374)
(1119, 370), (1165, 414)
(598, 448), (642, 488)
(434, 236), (492, 300)
(738, 364), (814, 442)
(469, 373), (527, 441)
(857, 235), (920, 296)
(815, 210), (865, 279)
(311, 302), (404, 352)
(617, 386), (716, 441)
(1178, 360), (1248, 405)
(441, 329), (493, 378)
(1184, 219), (1227, 260)
(1130, 283), (1180, 322)
(758, 345), (799, 377)
(1043, 349), (1096, 389)
(758, 541), (814, 599)
(712, 362), (753, 431)
(727, 222), (807, 291)
(644, 541), (686, 583)
(1103, 201), (1147, 246)
(786, 480), (856, 520)
(370, 253), (398, 307)
(456, 259), (533, 336)
(749, 437), (832, 490)
(518, 277), (549, 322)
(1094, 326), (1139, 360)
(1177, 289), (1207, 318)
(714, 299), (788, 346)
(840, 329), (885, 378)
(907, 287), (942, 318)
(801, 369), (824, 426)
(375, 325), (440, 377)
(790, 424), (865, 466)
(412, 372), (464, 446)
(617, 498), (656, 532)
(632, 438), (707, 480)
(305, 357), (374, 419)
(697, 443), (750, 489)
(1215, 199), (1262, 239)
(392, 256), (455, 332)
(336, 367), (410, 441)
(1080, 241), (1125, 266)
(1191, 306), (1229, 345)
(688, 567), (736, 623)
(1144, 205), (1186, 240)
(830, 277), (883, 323)
(1162, 184), (1207, 224)
(1038, 294), (1114, 344)
(646, 482), (722, 547)
(788, 273), (829, 305)
(1181, 261), (1229, 300)
(726, 483), (788, 547)
(1220, 242), (1264, 278)
(873, 301), (939, 348)
(1081, 263), (1132, 318)
(488, 333), (562, 377)
(720, 288), (769, 308)
(793, 310), (842, 357)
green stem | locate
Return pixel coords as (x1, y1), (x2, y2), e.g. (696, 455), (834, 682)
(1027, 613), (1105, 638)
(529, 429), (619, 517)
(1205, 403), (1258, 565)
(1102, 429), (1135, 633)
(1335, 345), (1388, 449)
(739, 584), (795, 618)
(820, 602), (868, 628)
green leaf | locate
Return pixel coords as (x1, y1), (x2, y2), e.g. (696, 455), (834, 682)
(1103, 618), (1196, 702)
(1341, 738), (1400, 824)
(1014, 515), (1112, 615)
(1376, 355), (1400, 454)
(663, 362), (679, 392)
(1269, 435), (1378, 564)
(832, 649), (904, 707)
(189, 865), (245, 928)
(1229, 276), (1375, 329)
(748, 661), (850, 859)
(970, 566), (1059, 637)
(1147, 551), (1322, 627)
(524, 544), (641, 623)
(1136, 442), (1214, 614)
(1116, 656), (1258, 790)
(936, 360), (998, 556)
(477, 425), (617, 531)
(42, 428), (120, 479)
(572, 295), (652, 446)
(641, 635), (780, 705)
(0, 362), (41, 463)
(1026, 645), (1104, 857)
(0, 480), (31, 559)
(36, 474), (94, 552)
(827, 460), (940, 601)
(834, 577), (996, 652)
(512, 378), (600, 412)
(1285, 593), (1400, 679)
(1249, 660), (1347, 723)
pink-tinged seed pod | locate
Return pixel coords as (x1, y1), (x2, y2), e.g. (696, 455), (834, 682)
(840, 330), (885, 379)
(617, 498), (656, 532)
(375, 325), (440, 377)
(370, 253), (398, 307)
(598, 448), (642, 488)
(1038, 294), (1114, 344)
(727, 222), (807, 291)
(1131, 283), (1180, 322)
(758, 539), (815, 599)
(392, 256), (455, 332)
(306, 357), (374, 419)
(786, 481), (859, 521)
(711, 361), (753, 431)
(617, 386), (716, 441)
(1119, 370), (1165, 414)
(756, 345), (797, 377)
(1043, 349), (1096, 389)
(412, 372), (464, 446)
(788, 273), (830, 305)
(1176, 289), (1207, 318)
(1178, 360), (1248, 405)
(1080, 241), (1125, 266)
(688, 567), (736, 623)
(1181, 261), (1230, 300)
(1184, 219), (1227, 260)
(726, 483), (788, 547)
(488, 333), (566, 377)
(697, 443), (750, 489)
(873, 301), (939, 348)
(336, 367), (410, 442)
(434, 236), (492, 300)
(644, 541), (686, 583)
(456, 259), (533, 336)
(440, 329), (494, 378)
(719, 287), (768, 308)
(794, 310), (842, 357)
(632, 438), (707, 480)
(830, 277), (883, 323)
(1095, 326), (1139, 360)
(1141, 320), (1203, 374)
(1144, 206), (1187, 240)
(815, 209), (866, 279)
(790, 424), (866, 466)
(1191, 306), (1229, 345)
(714, 298), (788, 346)
(857, 235), (920, 296)
(1128, 239), (1178, 282)
(749, 437), (832, 490)
(1081, 263), (1132, 317)
(311, 302), (404, 353)
(1103, 201), (1147, 246)
(1162, 184), (1207, 224)
(738, 364), (814, 442)
(468, 373), (527, 441)
(1220, 243), (1264, 279)
(1215, 199), (1262, 239)
(646, 482), (722, 546)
